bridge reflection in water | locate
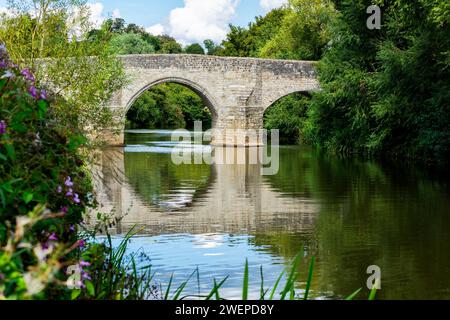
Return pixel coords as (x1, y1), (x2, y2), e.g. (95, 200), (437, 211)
(89, 131), (450, 300)
(91, 146), (319, 237)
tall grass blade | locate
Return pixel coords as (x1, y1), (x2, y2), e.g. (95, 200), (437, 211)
(172, 269), (197, 300)
(280, 254), (301, 300)
(213, 279), (221, 301)
(164, 273), (174, 300)
(304, 256), (315, 300)
(196, 266), (201, 297)
(260, 266), (265, 300)
(243, 259), (249, 300)
(269, 270), (285, 300)
(206, 276), (229, 301)
(368, 285), (378, 301)
(345, 288), (362, 301)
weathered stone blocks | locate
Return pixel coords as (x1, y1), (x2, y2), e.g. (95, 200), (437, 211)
(107, 54), (320, 146)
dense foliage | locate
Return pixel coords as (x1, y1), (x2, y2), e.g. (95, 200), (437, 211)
(215, 0), (450, 163)
(303, 0), (450, 162)
(264, 93), (311, 144)
(126, 83), (212, 130)
(0, 0), (126, 145)
(0, 45), (92, 299)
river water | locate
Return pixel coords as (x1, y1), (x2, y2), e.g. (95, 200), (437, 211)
(92, 130), (450, 300)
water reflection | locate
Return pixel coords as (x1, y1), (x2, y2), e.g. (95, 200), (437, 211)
(91, 130), (450, 300)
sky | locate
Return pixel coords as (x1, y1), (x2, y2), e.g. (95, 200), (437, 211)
(0, 0), (289, 45)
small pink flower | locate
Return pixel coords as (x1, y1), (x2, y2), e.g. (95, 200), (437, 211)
(65, 176), (74, 187)
(21, 68), (35, 82)
(49, 233), (58, 241)
(29, 86), (38, 98)
(0, 120), (6, 134)
(79, 260), (91, 267)
(77, 239), (86, 248)
(73, 193), (80, 204)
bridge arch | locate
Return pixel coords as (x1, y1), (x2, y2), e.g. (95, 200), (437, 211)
(261, 88), (316, 113)
(124, 77), (219, 119)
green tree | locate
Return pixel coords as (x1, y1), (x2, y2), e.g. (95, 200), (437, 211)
(264, 93), (311, 144)
(184, 43), (205, 55)
(126, 83), (212, 130)
(0, 0), (126, 144)
(304, 0), (450, 162)
(220, 25), (251, 57)
(260, 0), (337, 60)
(203, 39), (222, 55)
(158, 35), (182, 54)
(109, 33), (155, 54)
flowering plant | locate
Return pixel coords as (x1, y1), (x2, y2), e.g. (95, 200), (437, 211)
(0, 44), (95, 299)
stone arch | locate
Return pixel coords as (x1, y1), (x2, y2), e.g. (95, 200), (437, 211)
(124, 77), (219, 119)
(263, 90), (312, 114)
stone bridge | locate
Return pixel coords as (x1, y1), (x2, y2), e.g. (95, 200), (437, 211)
(107, 54), (320, 146)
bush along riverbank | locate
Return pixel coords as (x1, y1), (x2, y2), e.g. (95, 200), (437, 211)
(0, 45), (148, 300)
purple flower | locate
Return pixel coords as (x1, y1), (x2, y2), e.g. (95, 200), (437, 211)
(73, 193), (80, 204)
(48, 233), (58, 241)
(57, 185), (62, 193)
(0, 60), (6, 69)
(61, 206), (68, 214)
(79, 260), (91, 267)
(40, 89), (47, 100)
(0, 120), (6, 134)
(69, 225), (76, 232)
(76, 280), (86, 289)
(77, 239), (86, 248)
(21, 68), (35, 82)
(65, 176), (74, 187)
(66, 188), (73, 197)
(81, 271), (92, 281)
(29, 86), (38, 98)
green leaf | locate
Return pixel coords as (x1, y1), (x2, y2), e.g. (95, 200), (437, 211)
(71, 289), (82, 300)
(4, 144), (15, 161)
(0, 153), (6, 161)
(22, 192), (33, 204)
(85, 281), (95, 296)
(0, 79), (6, 91)
(37, 100), (48, 118)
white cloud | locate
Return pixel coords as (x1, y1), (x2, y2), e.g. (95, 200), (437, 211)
(146, 23), (165, 36)
(86, 2), (106, 28)
(260, 0), (288, 11)
(112, 8), (121, 19)
(167, 0), (240, 44)
(85, 3), (121, 28)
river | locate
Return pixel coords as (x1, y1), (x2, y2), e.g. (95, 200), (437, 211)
(91, 130), (450, 300)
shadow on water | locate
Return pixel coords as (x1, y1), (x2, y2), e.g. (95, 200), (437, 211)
(91, 130), (450, 300)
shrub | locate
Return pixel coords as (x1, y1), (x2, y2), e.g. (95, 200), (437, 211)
(0, 44), (93, 299)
